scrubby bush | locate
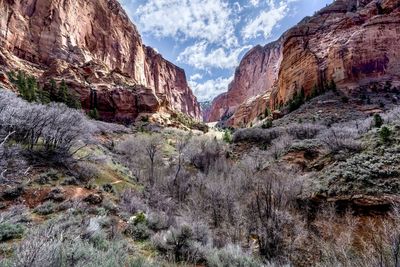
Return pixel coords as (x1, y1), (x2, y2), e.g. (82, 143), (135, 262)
(206, 244), (262, 267)
(34, 201), (56, 215)
(0, 222), (24, 241)
(74, 162), (100, 183)
(125, 221), (151, 241)
(286, 123), (325, 140)
(119, 189), (147, 215)
(186, 136), (227, 173)
(318, 126), (362, 154)
(268, 134), (294, 160)
(36, 169), (60, 184)
(146, 212), (170, 232)
(152, 223), (209, 263)
(233, 127), (283, 145)
(1, 186), (24, 200)
(261, 119), (273, 129)
(223, 130), (233, 144)
(117, 135), (161, 186)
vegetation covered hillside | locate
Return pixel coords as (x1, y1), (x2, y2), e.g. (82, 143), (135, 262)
(1, 87), (400, 266)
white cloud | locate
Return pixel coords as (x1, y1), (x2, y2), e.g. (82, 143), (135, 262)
(190, 73), (203, 81)
(249, 0), (260, 6)
(135, 0), (237, 47)
(177, 41), (252, 70)
(241, 1), (288, 40)
(189, 76), (233, 101)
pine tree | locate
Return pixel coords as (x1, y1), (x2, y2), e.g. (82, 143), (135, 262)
(374, 114), (383, 128)
(48, 78), (58, 102)
(16, 71), (27, 100)
(66, 93), (81, 109)
(37, 88), (51, 104)
(26, 76), (38, 102)
(57, 79), (68, 103)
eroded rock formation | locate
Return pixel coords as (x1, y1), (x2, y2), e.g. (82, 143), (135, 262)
(0, 0), (201, 122)
(207, 0), (400, 127)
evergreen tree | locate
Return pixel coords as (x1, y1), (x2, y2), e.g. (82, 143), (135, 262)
(57, 79), (68, 103)
(37, 88), (51, 104)
(328, 80), (337, 92)
(16, 71), (27, 100)
(48, 78), (58, 102)
(66, 93), (81, 109)
(374, 114), (384, 128)
(380, 126), (391, 143)
(26, 76), (38, 102)
(88, 108), (99, 120)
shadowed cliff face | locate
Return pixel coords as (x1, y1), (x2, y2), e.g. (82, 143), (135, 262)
(207, 0), (400, 127)
(0, 0), (201, 122)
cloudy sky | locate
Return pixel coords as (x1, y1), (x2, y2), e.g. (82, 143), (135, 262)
(120, 0), (332, 102)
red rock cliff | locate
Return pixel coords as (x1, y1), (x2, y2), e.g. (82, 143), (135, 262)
(0, 0), (201, 122)
(208, 0), (400, 127)
(206, 40), (282, 123)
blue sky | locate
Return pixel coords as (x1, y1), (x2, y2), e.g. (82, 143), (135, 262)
(120, 0), (332, 102)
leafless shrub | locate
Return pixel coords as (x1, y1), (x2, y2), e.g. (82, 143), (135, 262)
(245, 165), (304, 263)
(318, 126), (362, 154)
(186, 136), (227, 174)
(205, 244), (263, 267)
(0, 91), (86, 155)
(286, 123), (326, 140)
(383, 107), (400, 124)
(268, 134), (294, 160)
(72, 162), (100, 183)
(233, 127), (283, 144)
(119, 189), (148, 215)
(117, 134), (162, 186)
(338, 118), (373, 135)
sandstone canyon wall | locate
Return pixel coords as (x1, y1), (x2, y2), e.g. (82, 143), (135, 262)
(0, 0), (201, 122)
(205, 40), (282, 124)
(207, 0), (400, 127)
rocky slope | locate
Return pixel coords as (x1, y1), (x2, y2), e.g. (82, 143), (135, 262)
(0, 0), (201, 122)
(207, 0), (400, 127)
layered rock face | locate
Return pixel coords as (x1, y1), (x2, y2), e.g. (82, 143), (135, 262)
(206, 40), (282, 123)
(0, 0), (201, 122)
(208, 0), (400, 127)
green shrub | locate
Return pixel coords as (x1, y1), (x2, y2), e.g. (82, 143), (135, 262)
(152, 224), (195, 262)
(125, 212), (150, 241)
(89, 108), (100, 120)
(134, 212), (147, 225)
(223, 130), (233, 144)
(288, 89), (305, 112)
(261, 120), (273, 129)
(34, 201), (56, 215)
(0, 223), (24, 241)
(36, 169), (60, 184)
(380, 126), (391, 143)
(374, 114), (384, 128)
(1, 186), (24, 200)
